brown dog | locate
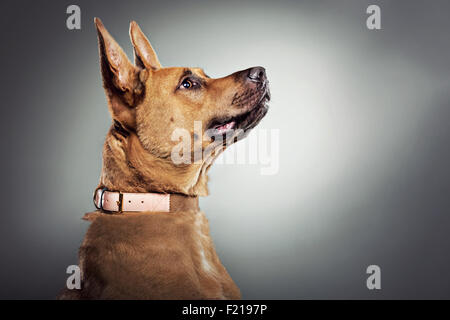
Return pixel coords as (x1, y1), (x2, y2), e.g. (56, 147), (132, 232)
(59, 18), (269, 299)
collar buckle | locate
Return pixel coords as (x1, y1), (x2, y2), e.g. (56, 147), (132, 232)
(117, 192), (124, 213)
(94, 187), (123, 213)
(93, 187), (108, 210)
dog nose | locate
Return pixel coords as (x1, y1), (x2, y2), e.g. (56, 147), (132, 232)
(247, 66), (266, 83)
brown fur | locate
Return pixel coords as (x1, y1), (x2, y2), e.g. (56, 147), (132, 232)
(59, 18), (269, 300)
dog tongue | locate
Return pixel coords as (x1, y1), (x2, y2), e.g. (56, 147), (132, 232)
(215, 121), (235, 134)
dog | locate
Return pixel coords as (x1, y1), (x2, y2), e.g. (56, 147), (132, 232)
(59, 18), (270, 299)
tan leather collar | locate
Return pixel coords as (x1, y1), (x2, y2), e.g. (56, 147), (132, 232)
(93, 187), (199, 213)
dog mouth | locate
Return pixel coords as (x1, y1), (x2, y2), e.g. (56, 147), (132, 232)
(207, 89), (271, 137)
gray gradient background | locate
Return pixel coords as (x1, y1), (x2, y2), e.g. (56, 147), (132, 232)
(1, 0), (449, 299)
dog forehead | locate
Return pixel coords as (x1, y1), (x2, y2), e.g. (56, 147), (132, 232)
(152, 67), (206, 82)
(192, 67), (207, 76)
(177, 67), (206, 78)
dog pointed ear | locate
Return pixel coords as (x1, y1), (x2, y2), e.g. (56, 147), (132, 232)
(95, 18), (141, 128)
(129, 21), (162, 70)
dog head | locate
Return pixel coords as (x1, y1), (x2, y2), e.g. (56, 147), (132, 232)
(95, 18), (270, 195)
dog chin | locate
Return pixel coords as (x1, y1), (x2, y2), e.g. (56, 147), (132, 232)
(207, 90), (270, 139)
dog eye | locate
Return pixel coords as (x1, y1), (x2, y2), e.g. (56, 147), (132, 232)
(182, 79), (192, 89)
(180, 78), (198, 90)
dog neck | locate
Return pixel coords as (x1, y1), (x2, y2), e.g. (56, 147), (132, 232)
(98, 123), (209, 197)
